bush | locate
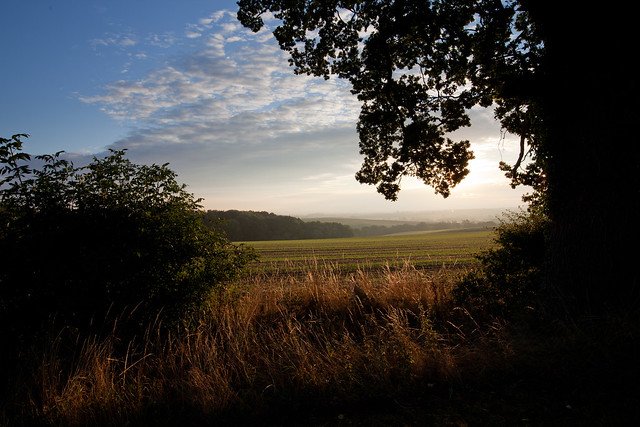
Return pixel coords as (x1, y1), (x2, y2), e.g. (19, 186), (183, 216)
(453, 208), (548, 318)
(0, 134), (255, 332)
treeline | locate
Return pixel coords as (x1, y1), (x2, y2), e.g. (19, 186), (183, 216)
(203, 210), (354, 241)
(353, 220), (497, 237)
(203, 210), (497, 241)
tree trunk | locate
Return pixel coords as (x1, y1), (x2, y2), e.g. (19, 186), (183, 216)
(533, 3), (640, 311)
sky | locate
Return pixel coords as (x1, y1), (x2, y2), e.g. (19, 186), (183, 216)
(1, 0), (530, 217)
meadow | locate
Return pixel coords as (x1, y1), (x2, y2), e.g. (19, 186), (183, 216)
(2, 225), (638, 426)
(242, 228), (495, 274)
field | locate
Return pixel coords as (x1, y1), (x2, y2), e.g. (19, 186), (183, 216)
(3, 224), (639, 425)
(241, 227), (496, 274)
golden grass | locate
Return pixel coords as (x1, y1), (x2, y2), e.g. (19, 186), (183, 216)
(2, 261), (489, 425)
(26, 260), (634, 426)
(3, 260), (638, 426)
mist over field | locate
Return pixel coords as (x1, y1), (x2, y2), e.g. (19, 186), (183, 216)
(300, 207), (512, 223)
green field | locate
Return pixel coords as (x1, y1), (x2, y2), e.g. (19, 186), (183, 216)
(241, 227), (496, 274)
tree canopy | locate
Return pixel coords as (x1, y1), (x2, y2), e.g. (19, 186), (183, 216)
(237, 0), (639, 310)
(238, 0), (546, 203)
(0, 134), (255, 331)
(204, 210), (354, 241)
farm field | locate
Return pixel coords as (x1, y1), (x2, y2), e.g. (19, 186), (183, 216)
(241, 227), (496, 274)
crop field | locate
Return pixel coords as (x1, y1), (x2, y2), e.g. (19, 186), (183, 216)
(241, 227), (496, 274)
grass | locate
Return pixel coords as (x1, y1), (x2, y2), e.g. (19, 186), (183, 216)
(3, 263), (462, 425)
(242, 228), (495, 274)
(3, 258), (638, 426)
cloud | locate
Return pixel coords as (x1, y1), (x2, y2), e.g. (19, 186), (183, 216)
(79, 9), (525, 214)
(147, 32), (176, 48)
(82, 12), (360, 131)
(91, 33), (138, 48)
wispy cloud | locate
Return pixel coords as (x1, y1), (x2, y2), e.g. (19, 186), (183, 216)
(82, 11), (360, 134)
(79, 9), (522, 214)
(78, 10), (365, 211)
(91, 33), (138, 48)
(147, 32), (177, 48)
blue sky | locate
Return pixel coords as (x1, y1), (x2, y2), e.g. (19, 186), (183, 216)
(1, 0), (528, 216)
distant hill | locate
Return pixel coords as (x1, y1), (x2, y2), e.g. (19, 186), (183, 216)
(301, 217), (424, 229)
(203, 210), (353, 241)
(300, 207), (514, 224)
(300, 209), (503, 237)
(308, 218), (497, 237)
(203, 210), (498, 241)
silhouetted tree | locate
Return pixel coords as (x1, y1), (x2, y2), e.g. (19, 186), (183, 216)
(0, 135), (255, 332)
(204, 210), (353, 240)
(236, 0), (639, 311)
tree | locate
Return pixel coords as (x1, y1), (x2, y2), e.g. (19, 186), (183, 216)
(203, 210), (354, 240)
(453, 208), (547, 318)
(0, 134), (255, 331)
(236, 0), (639, 310)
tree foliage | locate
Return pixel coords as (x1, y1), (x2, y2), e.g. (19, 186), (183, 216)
(204, 210), (354, 241)
(237, 0), (545, 202)
(236, 0), (640, 310)
(0, 134), (255, 330)
(453, 209), (547, 318)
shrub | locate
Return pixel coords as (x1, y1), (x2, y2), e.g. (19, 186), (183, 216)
(453, 208), (548, 318)
(0, 134), (256, 332)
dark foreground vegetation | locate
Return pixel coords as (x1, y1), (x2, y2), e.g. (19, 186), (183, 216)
(4, 0), (639, 423)
(3, 262), (639, 426)
(1, 136), (638, 425)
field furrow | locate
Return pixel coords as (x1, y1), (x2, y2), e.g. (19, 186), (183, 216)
(240, 228), (495, 274)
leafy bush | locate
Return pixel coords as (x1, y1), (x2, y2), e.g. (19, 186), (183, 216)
(0, 134), (255, 331)
(453, 208), (548, 318)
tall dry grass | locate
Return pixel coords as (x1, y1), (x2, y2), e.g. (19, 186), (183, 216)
(5, 261), (510, 426)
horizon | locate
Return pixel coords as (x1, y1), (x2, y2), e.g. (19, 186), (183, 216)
(1, 0), (531, 216)
(207, 206), (517, 224)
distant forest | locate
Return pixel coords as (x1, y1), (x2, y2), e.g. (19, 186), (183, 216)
(203, 210), (354, 241)
(203, 210), (496, 241)
(352, 220), (496, 237)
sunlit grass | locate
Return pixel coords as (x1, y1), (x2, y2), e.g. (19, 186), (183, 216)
(3, 259), (638, 426)
(243, 229), (495, 274)
(4, 263), (488, 425)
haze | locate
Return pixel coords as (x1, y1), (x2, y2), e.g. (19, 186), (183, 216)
(0, 0), (530, 218)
